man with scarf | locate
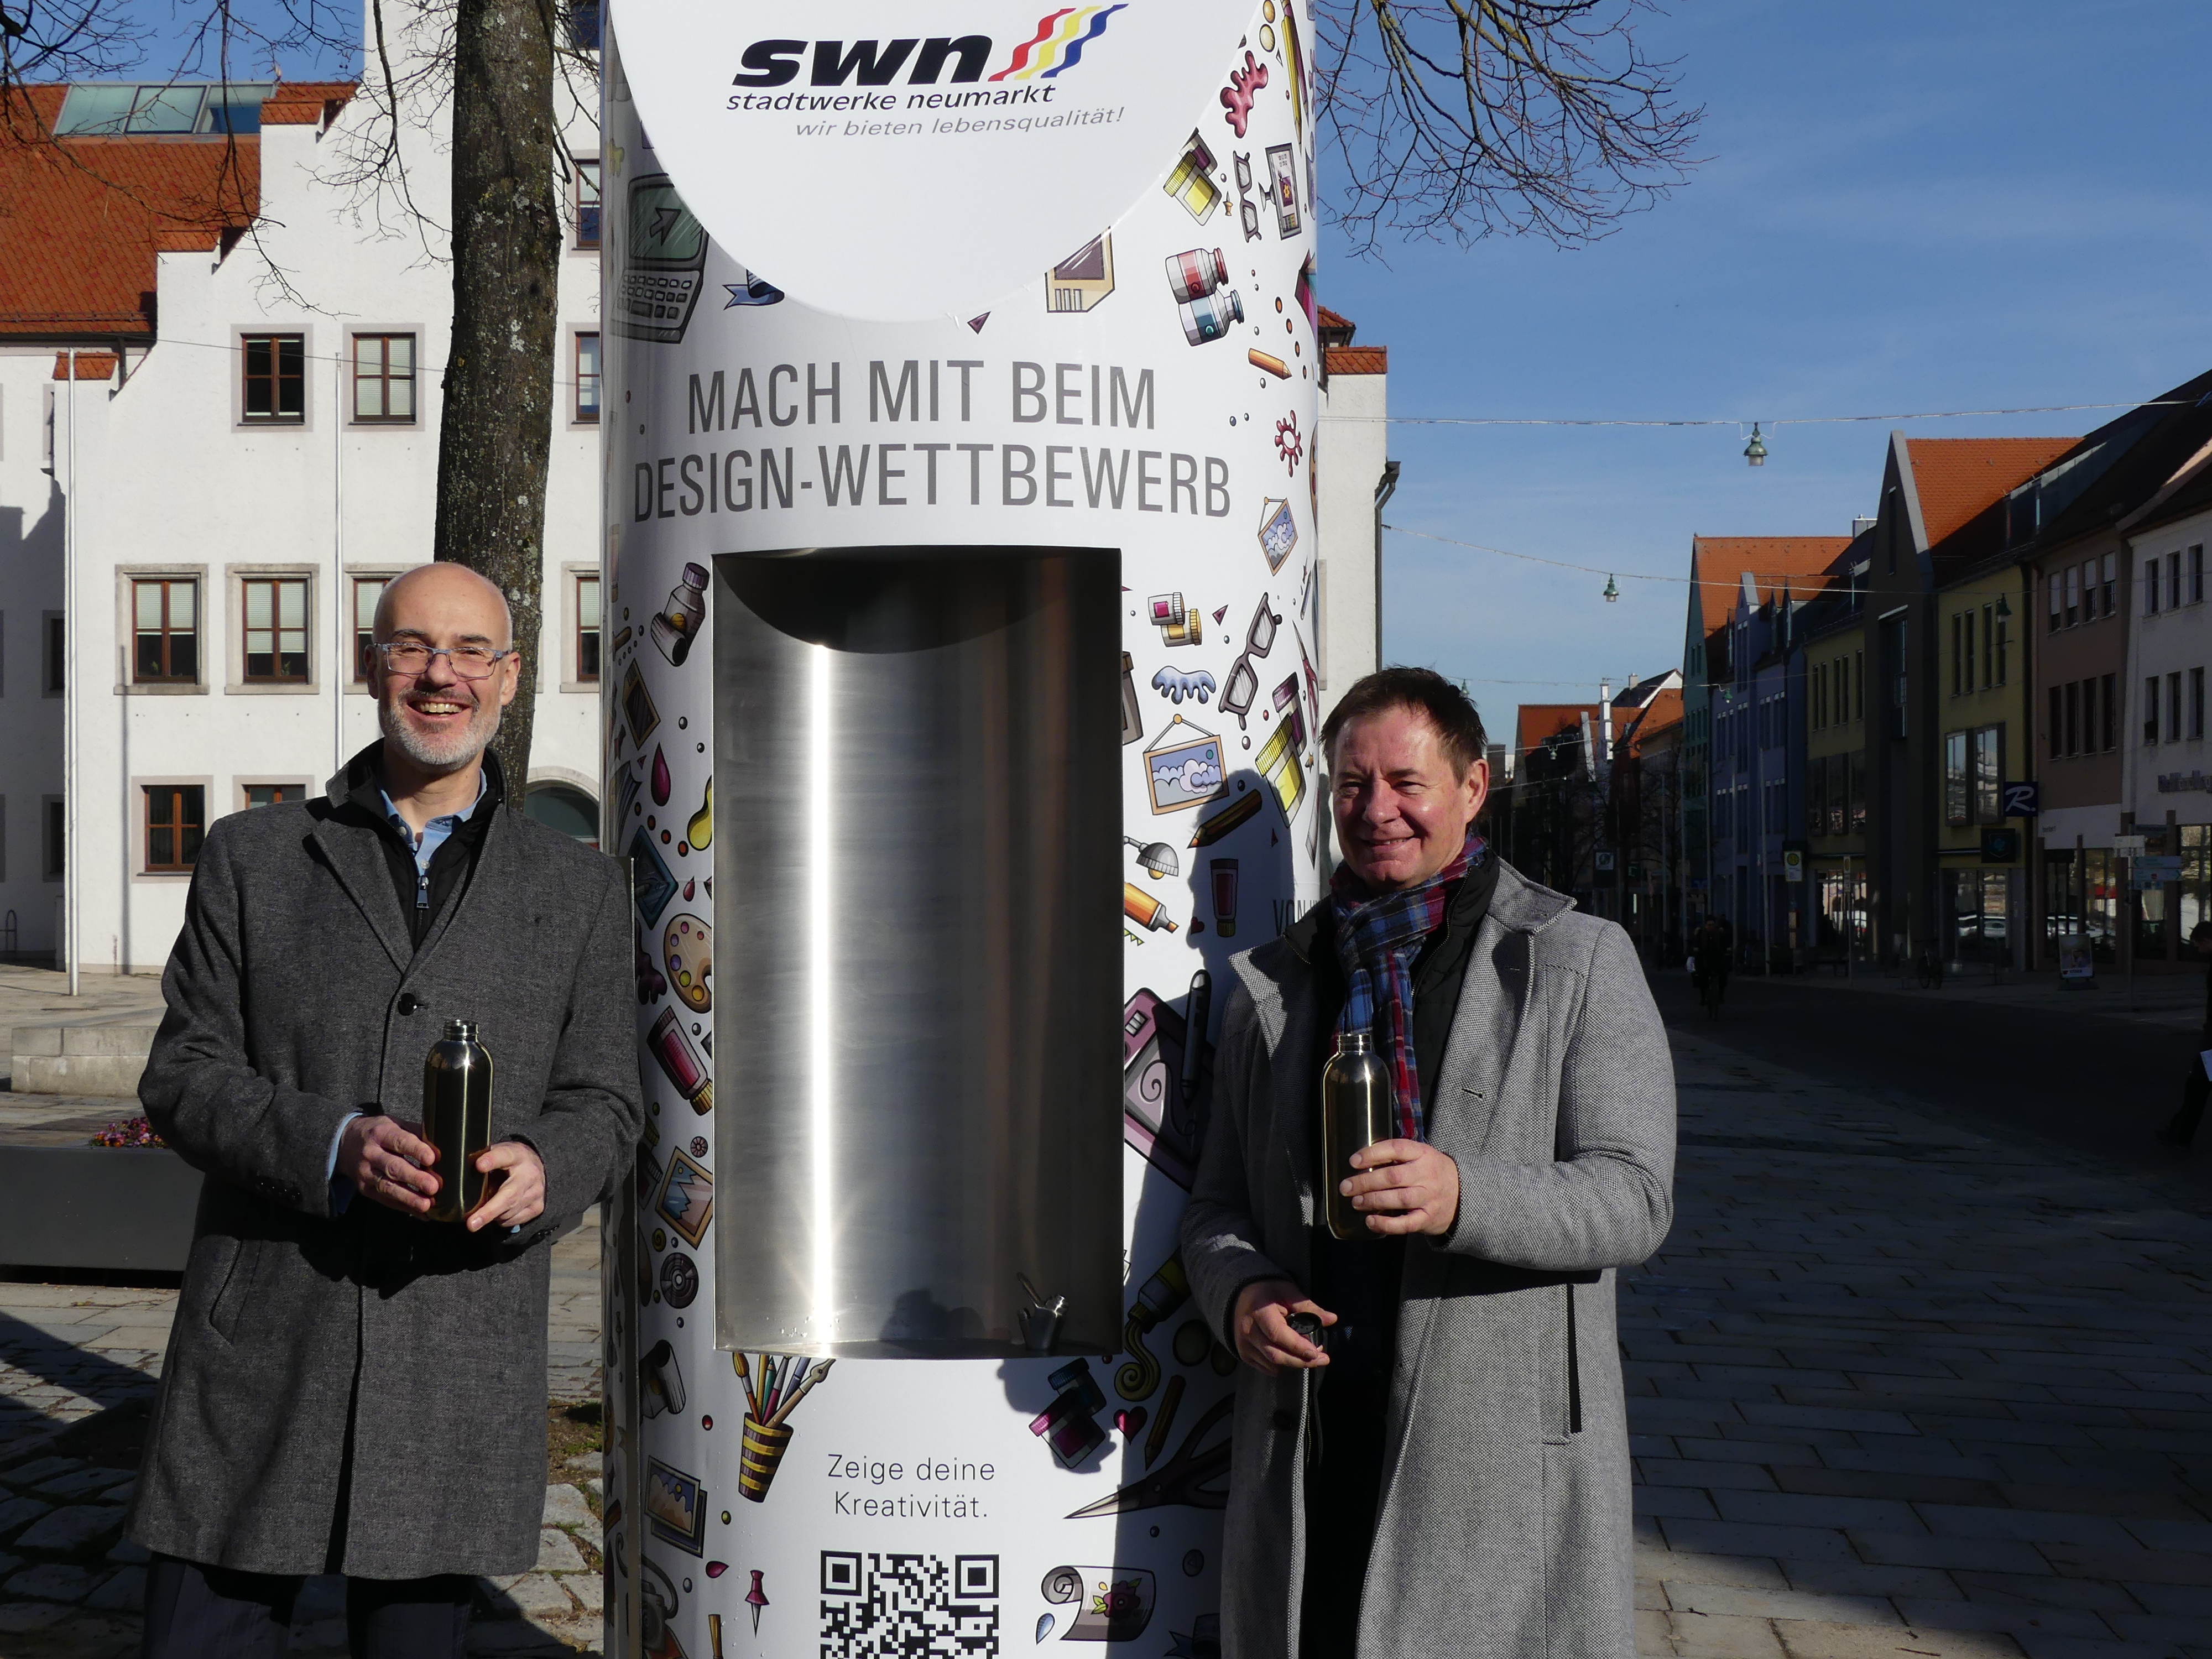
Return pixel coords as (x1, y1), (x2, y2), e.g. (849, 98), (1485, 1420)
(1182, 668), (1676, 1659)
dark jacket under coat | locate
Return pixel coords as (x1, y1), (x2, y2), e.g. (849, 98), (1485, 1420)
(127, 745), (643, 1578)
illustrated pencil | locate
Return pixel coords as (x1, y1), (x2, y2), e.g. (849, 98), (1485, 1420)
(1190, 791), (1261, 847)
(1249, 349), (1290, 378)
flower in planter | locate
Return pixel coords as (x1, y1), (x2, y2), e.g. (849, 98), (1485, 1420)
(90, 1116), (167, 1148)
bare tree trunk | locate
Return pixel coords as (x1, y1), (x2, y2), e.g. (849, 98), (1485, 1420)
(436, 0), (559, 806)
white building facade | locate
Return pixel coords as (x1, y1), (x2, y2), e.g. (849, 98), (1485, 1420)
(2124, 488), (2212, 940)
(0, 35), (606, 972)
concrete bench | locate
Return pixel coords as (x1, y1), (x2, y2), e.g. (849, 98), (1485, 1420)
(7, 1022), (161, 1099)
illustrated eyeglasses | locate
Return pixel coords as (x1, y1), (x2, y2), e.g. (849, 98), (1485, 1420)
(374, 641), (514, 680)
(1219, 596), (1282, 727)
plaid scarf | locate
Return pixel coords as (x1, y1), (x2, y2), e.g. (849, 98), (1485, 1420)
(1331, 830), (1485, 1142)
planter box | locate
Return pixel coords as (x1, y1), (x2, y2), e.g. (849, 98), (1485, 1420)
(0, 1145), (202, 1272)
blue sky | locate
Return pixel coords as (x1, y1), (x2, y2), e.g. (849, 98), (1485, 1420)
(138, 2), (2212, 727)
(1318, 0), (2212, 727)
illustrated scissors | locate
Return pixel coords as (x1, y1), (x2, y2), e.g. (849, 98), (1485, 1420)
(1063, 1395), (1232, 1518)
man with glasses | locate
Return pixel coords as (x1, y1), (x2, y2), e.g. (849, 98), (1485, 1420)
(128, 562), (642, 1657)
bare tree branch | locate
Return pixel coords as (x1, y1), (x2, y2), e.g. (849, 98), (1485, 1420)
(1315, 0), (1703, 255)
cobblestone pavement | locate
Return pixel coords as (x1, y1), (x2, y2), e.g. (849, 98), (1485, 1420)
(1634, 1031), (2212, 1659)
(0, 1210), (606, 1655)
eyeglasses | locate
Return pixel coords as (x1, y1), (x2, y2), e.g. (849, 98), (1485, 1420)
(1219, 596), (1282, 727)
(374, 641), (514, 680)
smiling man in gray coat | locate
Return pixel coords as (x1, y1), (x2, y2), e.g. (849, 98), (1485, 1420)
(1182, 667), (1675, 1659)
(127, 563), (643, 1658)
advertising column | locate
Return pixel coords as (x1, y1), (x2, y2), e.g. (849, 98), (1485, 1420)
(602, 4), (1322, 1653)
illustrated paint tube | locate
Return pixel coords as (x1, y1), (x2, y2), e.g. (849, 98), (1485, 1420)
(1254, 717), (1307, 820)
(648, 1005), (714, 1114)
(1180, 289), (1245, 346)
(1124, 882), (1179, 933)
(1165, 247), (1229, 303)
(1211, 859), (1240, 940)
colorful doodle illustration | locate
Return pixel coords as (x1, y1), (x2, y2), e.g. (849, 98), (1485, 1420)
(1218, 596), (1281, 728)
(1265, 142), (1300, 236)
(1147, 591), (1205, 648)
(1119, 652), (1144, 743)
(1232, 150), (1261, 242)
(1123, 883), (1178, 935)
(622, 657), (661, 747)
(1124, 837), (1179, 880)
(648, 1006), (714, 1114)
(1117, 1253), (1192, 1401)
(746, 1570), (769, 1634)
(1178, 288), (1244, 346)
(641, 1557), (685, 1659)
(1145, 1375), (1186, 1467)
(1219, 50), (1267, 137)
(1188, 787), (1260, 849)
(1166, 1614), (1222, 1658)
(616, 175), (707, 344)
(641, 1339), (687, 1418)
(1144, 716), (1228, 813)
(1165, 247), (1230, 305)
(646, 1458), (709, 1557)
(1249, 348), (1289, 379)
(650, 744), (672, 807)
(1120, 974), (1210, 1188)
(663, 914), (711, 1013)
(1255, 708), (1309, 822)
(685, 779), (712, 851)
(1065, 1396), (1232, 1519)
(1042, 1564), (1157, 1642)
(1151, 665), (1216, 705)
(722, 267), (784, 307)
(1162, 130), (1223, 222)
(1275, 411), (1303, 472)
(733, 1353), (836, 1502)
(1211, 858), (1240, 938)
(651, 562), (708, 667)
(1048, 234), (1115, 313)
(659, 1251), (699, 1309)
(632, 827), (679, 927)
(653, 1147), (714, 1249)
(1029, 1358), (1111, 1469)
(634, 922), (669, 1004)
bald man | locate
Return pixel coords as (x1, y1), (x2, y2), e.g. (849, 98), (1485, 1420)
(128, 560), (643, 1658)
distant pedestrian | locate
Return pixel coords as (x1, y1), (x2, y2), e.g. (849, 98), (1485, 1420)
(1692, 916), (1730, 1018)
(2157, 920), (2212, 1148)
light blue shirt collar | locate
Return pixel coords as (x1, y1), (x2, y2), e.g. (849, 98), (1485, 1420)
(379, 770), (488, 878)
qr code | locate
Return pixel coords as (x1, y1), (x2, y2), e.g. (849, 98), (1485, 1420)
(821, 1551), (999, 1657)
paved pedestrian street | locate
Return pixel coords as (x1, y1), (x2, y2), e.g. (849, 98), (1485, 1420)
(0, 1213), (608, 1655)
(1634, 1031), (2212, 1659)
(6, 1036), (2212, 1656)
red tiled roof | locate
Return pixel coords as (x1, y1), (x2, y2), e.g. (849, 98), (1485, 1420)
(261, 82), (356, 126)
(1688, 536), (1853, 637)
(0, 81), (352, 339)
(53, 351), (117, 379)
(1325, 345), (1386, 375)
(1626, 687), (1683, 750)
(1903, 437), (2076, 552)
(1516, 703), (1600, 754)
(1316, 306), (1352, 331)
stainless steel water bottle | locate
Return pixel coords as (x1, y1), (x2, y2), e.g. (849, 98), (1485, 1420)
(421, 1019), (494, 1223)
(1320, 1029), (1391, 1242)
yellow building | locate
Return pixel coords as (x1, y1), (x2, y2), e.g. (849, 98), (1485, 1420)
(1933, 554), (2033, 966)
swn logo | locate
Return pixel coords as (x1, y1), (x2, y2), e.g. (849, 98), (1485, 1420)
(731, 6), (1127, 89)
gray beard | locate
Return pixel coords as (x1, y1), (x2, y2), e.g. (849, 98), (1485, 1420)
(379, 695), (502, 773)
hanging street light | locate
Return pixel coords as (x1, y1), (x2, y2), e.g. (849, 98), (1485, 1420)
(1744, 422), (1768, 467)
(1603, 573), (1620, 603)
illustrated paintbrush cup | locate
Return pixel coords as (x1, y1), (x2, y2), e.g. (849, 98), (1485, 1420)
(738, 1416), (794, 1503)
(420, 1020), (493, 1223)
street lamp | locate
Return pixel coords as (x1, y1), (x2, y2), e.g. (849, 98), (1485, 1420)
(1744, 423), (1768, 467)
(1603, 573), (1620, 603)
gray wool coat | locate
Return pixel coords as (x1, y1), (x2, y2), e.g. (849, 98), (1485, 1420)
(1181, 860), (1675, 1659)
(127, 750), (643, 1579)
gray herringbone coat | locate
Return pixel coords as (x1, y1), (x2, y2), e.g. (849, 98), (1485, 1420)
(1182, 860), (1675, 1658)
(127, 752), (643, 1578)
